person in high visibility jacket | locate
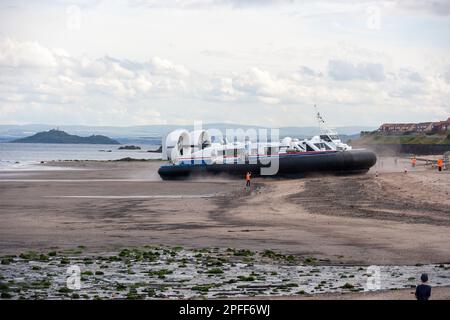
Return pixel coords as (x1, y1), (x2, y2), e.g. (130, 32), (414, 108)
(437, 158), (443, 172)
(245, 171), (252, 188)
(411, 156), (416, 167)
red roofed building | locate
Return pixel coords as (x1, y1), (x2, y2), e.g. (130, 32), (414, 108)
(378, 117), (450, 133)
(432, 117), (450, 132)
(378, 123), (415, 133)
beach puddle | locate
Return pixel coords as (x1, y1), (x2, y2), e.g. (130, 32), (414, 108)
(1, 246), (449, 299)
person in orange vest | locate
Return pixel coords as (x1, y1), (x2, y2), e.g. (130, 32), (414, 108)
(245, 171), (252, 188)
(411, 156), (416, 168)
(437, 158), (443, 172)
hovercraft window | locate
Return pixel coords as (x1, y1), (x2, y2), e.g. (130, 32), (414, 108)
(320, 135), (332, 142)
(314, 143), (332, 150)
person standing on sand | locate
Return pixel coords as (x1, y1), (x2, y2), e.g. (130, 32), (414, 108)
(245, 171), (252, 189)
(415, 273), (432, 300)
(411, 156), (416, 168)
(437, 158), (443, 172)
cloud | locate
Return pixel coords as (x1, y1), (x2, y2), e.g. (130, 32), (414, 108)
(0, 37), (448, 126)
(297, 66), (321, 77)
(0, 37), (194, 119)
(124, 0), (450, 16)
(443, 66), (450, 84)
(148, 57), (190, 77)
(328, 59), (386, 82)
(396, 0), (450, 16)
(0, 38), (58, 68)
(126, 0), (293, 9)
(398, 68), (424, 82)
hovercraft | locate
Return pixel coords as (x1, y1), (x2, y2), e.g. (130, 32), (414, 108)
(158, 112), (376, 180)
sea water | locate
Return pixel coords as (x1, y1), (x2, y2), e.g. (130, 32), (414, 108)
(0, 143), (161, 170)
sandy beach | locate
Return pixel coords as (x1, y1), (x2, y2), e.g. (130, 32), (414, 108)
(1, 157), (449, 299)
(1, 158), (449, 264)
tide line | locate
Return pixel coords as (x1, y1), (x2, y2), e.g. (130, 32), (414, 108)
(44, 194), (216, 199)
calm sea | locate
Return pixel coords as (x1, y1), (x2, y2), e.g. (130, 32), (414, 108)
(0, 143), (161, 170)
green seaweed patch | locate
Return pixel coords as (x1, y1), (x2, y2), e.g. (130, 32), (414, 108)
(204, 257), (224, 267)
(126, 288), (144, 299)
(233, 249), (255, 257)
(237, 275), (256, 282)
(341, 283), (355, 289)
(148, 268), (173, 278)
(304, 257), (317, 264)
(192, 284), (215, 292)
(58, 286), (72, 294)
(143, 251), (160, 261)
(116, 283), (127, 291)
(279, 283), (299, 289)
(19, 251), (39, 260)
(261, 250), (284, 259)
(206, 268), (224, 275)
(1, 292), (12, 299)
(145, 288), (156, 297)
(108, 255), (122, 262)
(286, 255), (296, 263)
(0, 282), (10, 292)
(119, 249), (132, 257)
(1, 258), (13, 265)
(31, 279), (51, 289)
(61, 248), (84, 255)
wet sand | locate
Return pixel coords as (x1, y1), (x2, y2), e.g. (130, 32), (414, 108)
(0, 158), (449, 267)
(251, 286), (450, 300)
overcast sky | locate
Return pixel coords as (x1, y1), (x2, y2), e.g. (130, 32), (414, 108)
(0, 0), (449, 127)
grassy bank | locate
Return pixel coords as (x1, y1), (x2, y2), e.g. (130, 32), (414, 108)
(353, 133), (450, 145)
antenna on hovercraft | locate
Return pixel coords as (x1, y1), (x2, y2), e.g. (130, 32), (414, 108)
(314, 105), (339, 138)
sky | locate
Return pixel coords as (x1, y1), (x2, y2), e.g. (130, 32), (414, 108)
(0, 0), (449, 127)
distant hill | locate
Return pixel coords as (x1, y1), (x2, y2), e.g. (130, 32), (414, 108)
(0, 124), (376, 143)
(11, 129), (120, 145)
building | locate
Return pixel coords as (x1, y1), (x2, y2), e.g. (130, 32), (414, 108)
(378, 117), (450, 134)
(432, 117), (450, 132)
(414, 122), (433, 132)
(378, 123), (415, 133)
